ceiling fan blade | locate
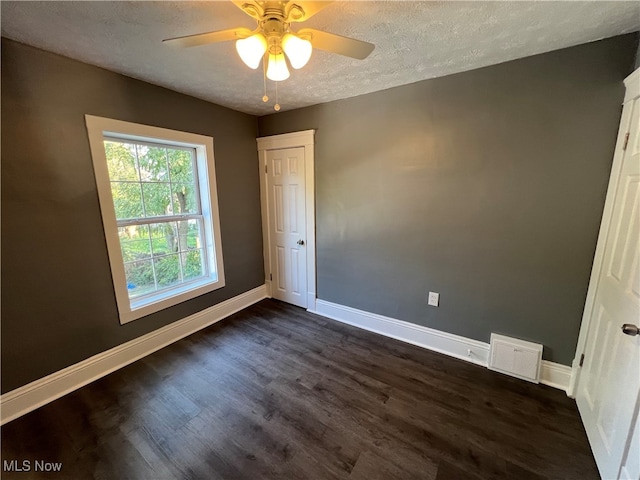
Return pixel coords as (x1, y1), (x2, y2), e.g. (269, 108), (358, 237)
(163, 27), (253, 48)
(298, 28), (374, 60)
(287, 1), (333, 22)
(231, 1), (264, 20)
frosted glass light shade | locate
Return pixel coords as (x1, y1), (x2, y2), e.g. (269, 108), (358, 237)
(266, 52), (290, 81)
(236, 33), (267, 69)
(282, 33), (312, 69)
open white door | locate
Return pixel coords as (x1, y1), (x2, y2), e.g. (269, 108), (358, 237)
(575, 69), (640, 480)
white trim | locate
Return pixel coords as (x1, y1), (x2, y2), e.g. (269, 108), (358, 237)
(540, 361), (573, 392)
(257, 149), (272, 298)
(256, 130), (316, 309)
(624, 67), (640, 103)
(311, 299), (490, 367)
(85, 115), (226, 324)
(0, 285), (267, 425)
(311, 299), (572, 392)
(303, 136), (317, 310)
(566, 357), (581, 399)
(572, 69), (639, 397)
(257, 130), (315, 150)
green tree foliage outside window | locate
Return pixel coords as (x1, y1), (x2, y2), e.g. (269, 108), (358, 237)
(105, 140), (206, 298)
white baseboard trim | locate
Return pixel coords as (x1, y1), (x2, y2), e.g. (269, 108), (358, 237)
(311, 299), (490, 367)
(311, 299), (572, 393)
(1, 285), (267, 425)
(540, 360), (573, 393)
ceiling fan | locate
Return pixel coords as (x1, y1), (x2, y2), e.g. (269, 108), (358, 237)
(163, 1), (375, 88)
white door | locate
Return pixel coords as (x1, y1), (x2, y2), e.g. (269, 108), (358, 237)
(576, 92), (640, 479)
(266, 147), (307, 308)
(619, 415), (639, 480)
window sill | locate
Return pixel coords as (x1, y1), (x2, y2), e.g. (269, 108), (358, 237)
(120, 274), (224, 324)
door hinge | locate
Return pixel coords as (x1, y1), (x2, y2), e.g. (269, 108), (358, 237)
(270, 273), (272, 281)
(622, 132), (630, 151)
(265, 164), (268, 174)
(579, 353), (585, 367)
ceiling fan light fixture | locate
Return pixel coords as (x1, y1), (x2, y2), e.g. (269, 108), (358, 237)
(282, 33), (312, 69)
(266, 52), (290, 81)
(235, 33), (267, 69)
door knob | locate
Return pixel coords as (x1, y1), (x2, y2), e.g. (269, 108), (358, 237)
(297, 239), (305, 246)
(621, 324), (639, 336)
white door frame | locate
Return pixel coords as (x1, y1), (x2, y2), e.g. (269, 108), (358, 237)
(257, 130), (316, 310)
(569, 67), (640, 398)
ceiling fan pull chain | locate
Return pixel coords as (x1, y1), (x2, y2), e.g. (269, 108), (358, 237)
(262, 54), (269, 103)
(274, 81), (281, 111)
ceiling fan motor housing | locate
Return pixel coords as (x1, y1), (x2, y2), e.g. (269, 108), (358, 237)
(262, 19), (287, 53)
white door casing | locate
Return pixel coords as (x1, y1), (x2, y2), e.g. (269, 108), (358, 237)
(574, 68), (640, 480)
(257, 130), (316, 310)
(266, 147), (307, 307)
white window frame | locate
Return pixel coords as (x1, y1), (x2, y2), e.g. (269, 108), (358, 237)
(85, 115), (225, 324)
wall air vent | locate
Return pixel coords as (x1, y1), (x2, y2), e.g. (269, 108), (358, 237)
(488, 334), (543, 383)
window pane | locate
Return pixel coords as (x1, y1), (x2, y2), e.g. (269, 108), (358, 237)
(168, 148), (194, 183)
(154, 254), (181, 288)
(111, 182), (143, 219)
(121, 220), (207, 296)
(142, 183), (172, 217)
(105, 141), (138, 181)
(172, 184), (197, 215)
(124, 259), (156, 298)
(119, 225), (151, 262)
(150, 222), (178, 255)
(184, 249), (205, 280)
(137, 145), (169, 182)
(186, 219), (202, 250)
(175, 219), (190, 253)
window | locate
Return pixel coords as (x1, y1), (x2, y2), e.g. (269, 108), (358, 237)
(86, 116), (225, 324)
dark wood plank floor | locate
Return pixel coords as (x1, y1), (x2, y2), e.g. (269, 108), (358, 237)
(1, 299), (599, 479)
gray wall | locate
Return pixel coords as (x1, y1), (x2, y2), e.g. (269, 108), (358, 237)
(259, 33), (638, 365)
(1, 39), (264, 393)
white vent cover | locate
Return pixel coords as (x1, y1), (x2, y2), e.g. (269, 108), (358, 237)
(488, 334), (543, 383)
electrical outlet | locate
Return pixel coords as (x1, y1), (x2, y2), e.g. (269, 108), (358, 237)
(428, 291), (439, 307)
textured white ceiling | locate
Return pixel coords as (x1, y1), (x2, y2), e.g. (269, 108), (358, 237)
(1, 1), (639, 116)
